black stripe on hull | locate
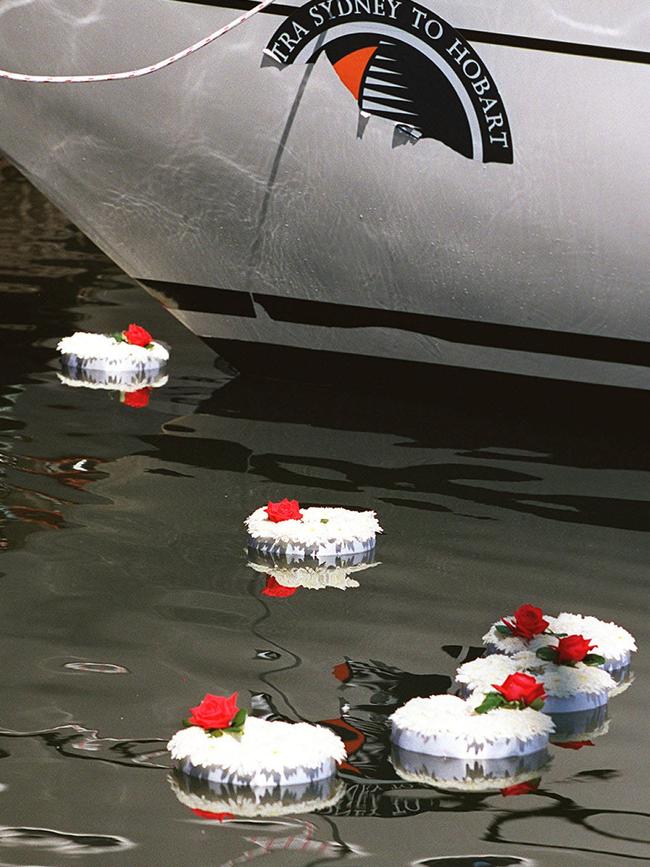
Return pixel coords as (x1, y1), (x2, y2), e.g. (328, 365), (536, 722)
(199, 335), (649, 400)
(142, 280), (256, 317)
(139, 279), (650, 368)
(173, 0), (650, 66)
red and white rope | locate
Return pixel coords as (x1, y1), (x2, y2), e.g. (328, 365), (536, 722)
(0, 0), (276, 83)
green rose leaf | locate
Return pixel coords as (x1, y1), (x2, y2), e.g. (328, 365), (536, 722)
(206, 709), (248, 738)
(111, 331), (125, 343)
(536, 646), (558, 662)
(583, 653), (606, 667)
(474, 692), (505, 715)
(530, 697), (546, 711)
(495, 625), (512, 636)
(230, 709), (247, 729)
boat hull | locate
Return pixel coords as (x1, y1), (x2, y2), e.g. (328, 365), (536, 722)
(1, 0), (649, 387)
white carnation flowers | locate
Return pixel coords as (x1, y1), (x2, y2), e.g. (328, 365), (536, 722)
(57, 324), (169, 374)
(456, 651), (616, 714)
(245, 499), (382, 560)
(385, 602), (636, 793)
(169, 716), (346, 788)
(482, 605), (636, 673)
(167, 692), (346, 819)
(57, 325), (169, 403)
(167, 573), (636, 812)
(390, 693), (554, 759)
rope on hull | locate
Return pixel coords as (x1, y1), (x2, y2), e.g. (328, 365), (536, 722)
(0, 0), (276, 83)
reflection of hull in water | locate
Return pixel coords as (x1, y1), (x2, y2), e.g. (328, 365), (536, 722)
(1, 1), (649, 389)
(321, 657), (452, 783)
(318, 778), (451, 819)
(391, 746), (550, 792)
(145, 371), (649, 537)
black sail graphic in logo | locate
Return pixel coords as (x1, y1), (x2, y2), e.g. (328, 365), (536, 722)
(265, 0), (513, 164)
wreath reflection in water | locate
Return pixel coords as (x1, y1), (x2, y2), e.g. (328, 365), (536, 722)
(391, 745), (551, 793)
(549, 704), (610, 749)
(247, 546), (379, 594)
(57, 368), (168, 409)
(169, 768), (344, 819)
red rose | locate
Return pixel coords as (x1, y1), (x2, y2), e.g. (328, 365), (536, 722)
(555, 634), (597, 665)
(492, 672), (546, 706)
(265, 499), (303, 523)
(190, 809), (234, 822)
(555, 740), (594, 750)
(187, 692), (240, 730)
(501, 779), (540, 797)
(261, 576), (298, 597)
(122, 387), (151, 409)
(123, 323), (153, 347)
(502, 604), (549, 640)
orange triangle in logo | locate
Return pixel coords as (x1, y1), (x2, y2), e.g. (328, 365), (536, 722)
(332, 45), (378, 101)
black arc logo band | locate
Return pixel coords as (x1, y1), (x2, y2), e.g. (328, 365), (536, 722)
(266, 0), (513, 164)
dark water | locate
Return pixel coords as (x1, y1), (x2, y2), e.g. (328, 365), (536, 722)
(0, 159), (648, 866)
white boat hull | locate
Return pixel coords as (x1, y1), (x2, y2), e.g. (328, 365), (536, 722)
(1, 0), (649, 387)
